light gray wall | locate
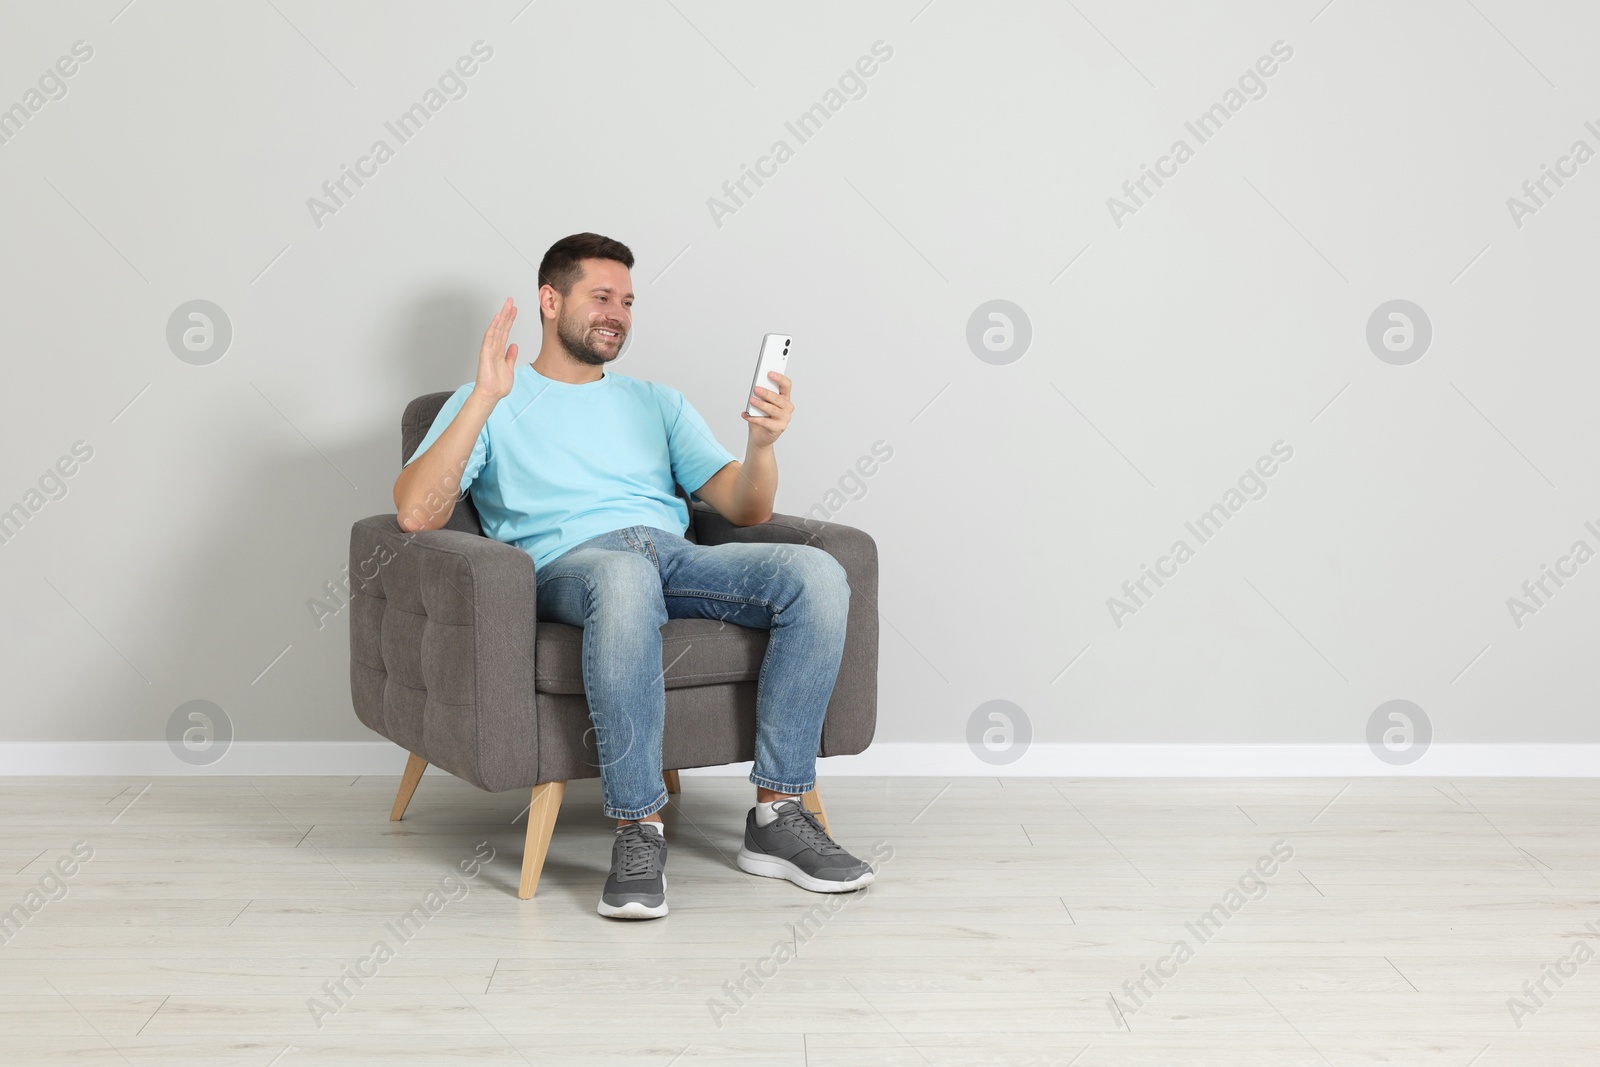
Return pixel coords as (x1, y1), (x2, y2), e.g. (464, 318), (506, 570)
(2, 1), (1594, 753)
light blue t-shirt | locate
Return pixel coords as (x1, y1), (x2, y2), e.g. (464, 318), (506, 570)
(405, 364), (738, 570)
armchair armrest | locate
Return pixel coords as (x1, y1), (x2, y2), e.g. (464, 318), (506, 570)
(689, 504), (879, 757)
(348, 515), (540, 792)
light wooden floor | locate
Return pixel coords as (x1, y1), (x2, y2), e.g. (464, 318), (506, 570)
(1, 775), (1597, 1065)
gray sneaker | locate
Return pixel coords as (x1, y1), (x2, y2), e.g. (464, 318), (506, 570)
(736, 798), (875, 892)
(598, 822), (668, 919)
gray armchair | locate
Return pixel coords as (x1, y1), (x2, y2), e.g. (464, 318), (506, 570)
(347, 391), (879, 898)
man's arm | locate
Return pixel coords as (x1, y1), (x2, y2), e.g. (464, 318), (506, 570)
(693, 451), (774, 527)
(393, 391), (497, 532)
(691, 369), (793, 525)
(392, 298), (520, 532)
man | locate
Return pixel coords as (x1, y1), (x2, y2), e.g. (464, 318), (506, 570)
(393, 232), (875, 919)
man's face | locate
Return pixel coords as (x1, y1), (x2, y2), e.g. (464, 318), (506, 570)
(551, 257), (633, 367)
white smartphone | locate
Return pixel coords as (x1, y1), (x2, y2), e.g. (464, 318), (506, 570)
(746, 333), (791, 417)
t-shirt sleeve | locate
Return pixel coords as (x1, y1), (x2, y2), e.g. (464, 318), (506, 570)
(664, 386), (737, 496)
(403, 382), (488, 491)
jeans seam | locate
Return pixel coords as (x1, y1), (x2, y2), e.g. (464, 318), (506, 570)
(663, 588), (770, 607)
(752, 607), (774, 784)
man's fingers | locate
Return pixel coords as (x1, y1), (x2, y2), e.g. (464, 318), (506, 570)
(753, 386), (792, 411)
(487, 303), (516, 349)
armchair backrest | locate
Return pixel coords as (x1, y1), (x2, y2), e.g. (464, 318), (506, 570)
(401, 391), (700, 543)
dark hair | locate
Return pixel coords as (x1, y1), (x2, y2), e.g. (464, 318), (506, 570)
(537, 232), (635, 298)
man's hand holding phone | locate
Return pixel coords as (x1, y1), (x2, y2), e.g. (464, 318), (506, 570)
(743, 369), (792, 447)
(742, 333), (792, 448)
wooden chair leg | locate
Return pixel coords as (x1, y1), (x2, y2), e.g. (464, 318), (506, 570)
(518, 781), (566, 900)
(390, 753), (427, 822)
(663, 769), (680, 795)
(801, 785), (830, 835)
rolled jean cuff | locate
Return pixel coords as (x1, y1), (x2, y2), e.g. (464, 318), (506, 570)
(604, 789), (669, 821)
(749, 772), (815, 795)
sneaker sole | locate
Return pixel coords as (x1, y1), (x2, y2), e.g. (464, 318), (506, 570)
(597, 877), (668, 919)
(736, 847), (875, 893)
(597, 898), (668, 919)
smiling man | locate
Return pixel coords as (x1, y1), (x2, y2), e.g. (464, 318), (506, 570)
(392, 233), (875, 919)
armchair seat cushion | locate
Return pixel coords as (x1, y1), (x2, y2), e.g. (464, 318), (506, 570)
(533, 619), (769, 695)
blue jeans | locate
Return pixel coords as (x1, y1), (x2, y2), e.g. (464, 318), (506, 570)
(533, 524), (851, 820)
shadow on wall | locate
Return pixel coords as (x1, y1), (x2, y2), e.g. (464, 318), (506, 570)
(147, 288), (492, 757)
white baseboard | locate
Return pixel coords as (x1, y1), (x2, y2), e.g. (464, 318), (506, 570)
(1, 742), (1596, 776)
(803, 743), (1600, 777)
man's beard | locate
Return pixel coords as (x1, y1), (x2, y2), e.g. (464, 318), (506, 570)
(555, 311), (625, 367)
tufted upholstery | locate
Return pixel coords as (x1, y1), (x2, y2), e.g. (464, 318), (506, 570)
(347, 391), (879, 795)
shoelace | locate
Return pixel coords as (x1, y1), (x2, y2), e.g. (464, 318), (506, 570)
(770, 800), (843, 854)
(614, 824), (664, 878)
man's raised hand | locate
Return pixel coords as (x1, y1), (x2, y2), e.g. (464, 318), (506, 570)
(473, 298), (519, 402)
